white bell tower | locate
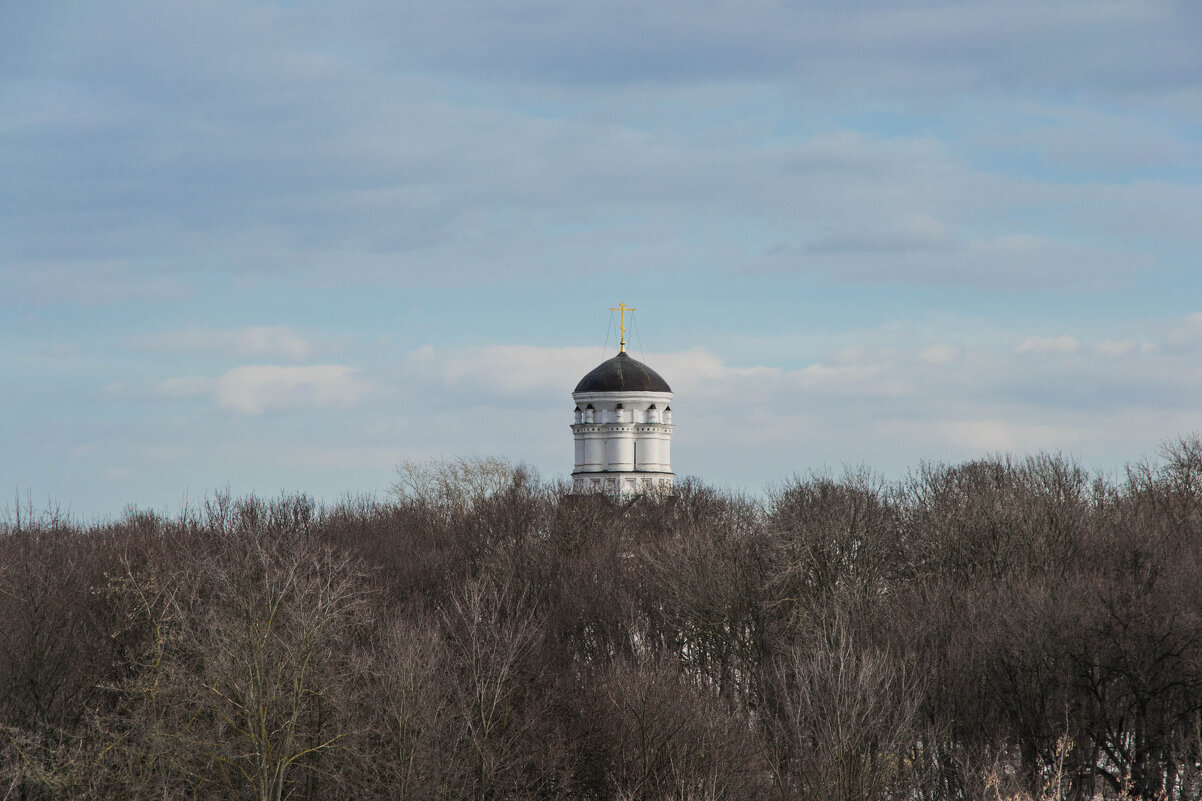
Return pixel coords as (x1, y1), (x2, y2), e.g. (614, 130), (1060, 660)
(571, 303), (674, 495)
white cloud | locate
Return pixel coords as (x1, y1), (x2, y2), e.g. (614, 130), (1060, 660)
(132, 326), (314, 359)
(920, 343), (961, 364)
(333, 1), (1202, 100)
(760, 228), (1148, 291)
(30, 314), (1202, 519)
(932, 420), (1080, 453)
(429, 313), (1202, 479)
(806, 215), (955, 254)
(158, 364), (367, 414)
(401, 344), (787, 402)
(157, 375), (210, 397)
(427, 344), (598, 395)
(352, 327), (1199, 490)
(1161, 312), (1202, 353)
(1015, 335), (1081, 355)
(104, 466), (134, 481)
(2, 260), (196, 307)
(1092, 339), (1150, 358)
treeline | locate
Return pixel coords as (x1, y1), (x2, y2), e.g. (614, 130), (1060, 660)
(4, 443), (1202, 800)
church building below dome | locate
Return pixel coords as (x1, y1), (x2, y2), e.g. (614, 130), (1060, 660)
(571, 303), (674, 495)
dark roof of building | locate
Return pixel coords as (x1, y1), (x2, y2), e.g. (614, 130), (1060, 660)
(574, 352), (671, 393)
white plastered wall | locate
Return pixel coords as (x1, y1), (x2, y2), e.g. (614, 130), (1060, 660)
(570, 389), (674, 493)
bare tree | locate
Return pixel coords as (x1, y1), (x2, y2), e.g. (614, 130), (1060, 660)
(91, 530), (371, 801)
(344, 613), (451, 800)
(770, 603), (923, 801)
(595, 655), (770, 801)
(439, 577), (559, 800)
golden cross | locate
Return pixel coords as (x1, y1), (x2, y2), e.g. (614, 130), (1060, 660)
(610, 302), (636, 353)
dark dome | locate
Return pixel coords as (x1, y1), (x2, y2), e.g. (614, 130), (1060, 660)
(574, 352), (671, 393)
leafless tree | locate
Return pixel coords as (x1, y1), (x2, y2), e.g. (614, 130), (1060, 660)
(87, 530), (372, 801)
(770, 602), (923, 801)
(439, 577), (564, 800)
(595, 654), (771, 801)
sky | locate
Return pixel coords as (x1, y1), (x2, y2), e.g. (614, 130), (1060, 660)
(3, 0), (1202, 519)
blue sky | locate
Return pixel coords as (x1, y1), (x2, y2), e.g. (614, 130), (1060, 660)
(3, 0), (1202, 519)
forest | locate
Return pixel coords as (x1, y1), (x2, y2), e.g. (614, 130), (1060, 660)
(4, 439), (1202, 801)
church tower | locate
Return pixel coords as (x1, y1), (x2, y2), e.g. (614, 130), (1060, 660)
(571, 304), (674, 494)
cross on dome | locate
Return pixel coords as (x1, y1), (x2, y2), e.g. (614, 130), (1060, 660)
(609, 302), (635, 353)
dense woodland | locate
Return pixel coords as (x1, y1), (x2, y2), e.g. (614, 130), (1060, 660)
(5, 440), (1202, 801)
